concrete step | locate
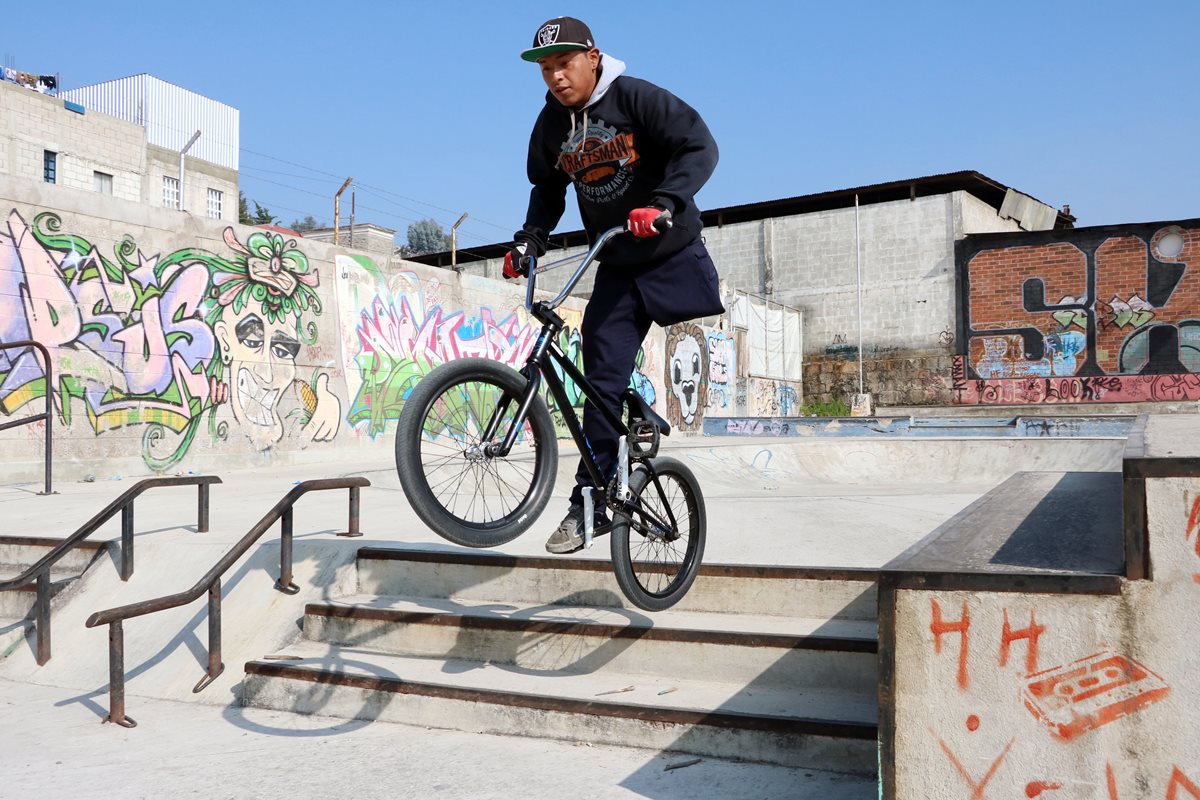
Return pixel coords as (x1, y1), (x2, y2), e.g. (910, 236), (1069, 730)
(0, 565), (85, 618)
(0, 536), (108, 573)
(243, 640), (879, 775)
(304, 595), (878, 695)
(356, 548), (880, 621)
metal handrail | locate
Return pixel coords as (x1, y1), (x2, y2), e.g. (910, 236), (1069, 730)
(0, 475), (220, 665)
(0, 340), (55, 494)
(86, 476), (370, 727)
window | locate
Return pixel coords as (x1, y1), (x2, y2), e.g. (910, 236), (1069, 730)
(43, 151), (57, 184)
(93, 171), (113, 195)
(163, 176), (180, 209)
(206, 188), (223, 220)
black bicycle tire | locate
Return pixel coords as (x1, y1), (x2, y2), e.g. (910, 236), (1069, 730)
(610, 456), (706, 611)
(395, 358), (558, 548)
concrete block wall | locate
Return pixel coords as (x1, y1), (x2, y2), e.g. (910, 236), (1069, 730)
(461, 190), (1020, 408)
(0, 81), (147, 205)
(145, 146), (238, 222)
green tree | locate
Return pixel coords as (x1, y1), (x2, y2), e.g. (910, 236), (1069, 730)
(290, 215), (325, 233)
(252, 201), (277, 226)
(238, 191), (253, 225)
(406, 218), (451, 255)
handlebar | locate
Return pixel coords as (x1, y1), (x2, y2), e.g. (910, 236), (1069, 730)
(524, 215), (672, 312)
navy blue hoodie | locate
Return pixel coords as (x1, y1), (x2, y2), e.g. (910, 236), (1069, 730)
(517, 54), (718, 267)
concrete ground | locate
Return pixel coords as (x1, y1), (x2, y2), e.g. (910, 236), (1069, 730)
(0, 433), (1125, 798)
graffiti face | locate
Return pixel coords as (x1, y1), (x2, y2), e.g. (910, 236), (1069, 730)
(215, 309), (300, 447)
(671, 336), (702, 423)
(664, 323), (707, 431)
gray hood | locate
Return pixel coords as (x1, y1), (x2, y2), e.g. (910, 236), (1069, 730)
(582, 53), (626, 109)
(559, 53), (626, 153)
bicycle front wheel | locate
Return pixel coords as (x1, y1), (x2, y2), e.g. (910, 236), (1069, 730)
(395, 358), (558, 548)
(610, 457), (706, 611)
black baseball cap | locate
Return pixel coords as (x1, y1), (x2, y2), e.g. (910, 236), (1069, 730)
(520, 17), (596, 62)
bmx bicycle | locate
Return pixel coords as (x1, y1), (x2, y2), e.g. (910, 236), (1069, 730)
(395, 219), (705, 611)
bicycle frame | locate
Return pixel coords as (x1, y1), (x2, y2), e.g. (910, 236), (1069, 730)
(481, 225), (680, 539)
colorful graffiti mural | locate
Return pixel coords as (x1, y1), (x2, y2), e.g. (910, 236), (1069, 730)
(0, 210), (340, 469)
(345, 271), (586, 437)
(664, 322), (707, 432)
(705, 331), (735, 411)
(956, 220), (1200, 404)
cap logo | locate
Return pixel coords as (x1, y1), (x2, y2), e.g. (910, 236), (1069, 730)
(537, 24), (560, 46)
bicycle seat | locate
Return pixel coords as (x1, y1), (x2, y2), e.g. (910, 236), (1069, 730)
(621, 389), (671, 436)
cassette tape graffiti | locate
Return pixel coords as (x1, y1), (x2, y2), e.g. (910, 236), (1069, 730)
(1022, 651), (1170, 742)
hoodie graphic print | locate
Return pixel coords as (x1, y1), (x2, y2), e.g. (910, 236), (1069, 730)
(558, 119), (640, 205)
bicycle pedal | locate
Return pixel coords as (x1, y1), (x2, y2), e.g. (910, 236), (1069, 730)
(626, 420), (660, 460)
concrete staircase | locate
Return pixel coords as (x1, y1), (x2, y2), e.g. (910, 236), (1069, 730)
(243, 548), (882, 777)
(0, 535), (108, 658)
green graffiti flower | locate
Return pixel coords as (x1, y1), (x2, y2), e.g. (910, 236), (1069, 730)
(210, 228), (321, 324)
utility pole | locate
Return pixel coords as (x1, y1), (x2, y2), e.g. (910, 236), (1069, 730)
(333, 177), (353, 244)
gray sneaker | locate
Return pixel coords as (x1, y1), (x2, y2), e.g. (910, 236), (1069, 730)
(545, 506), (586, 554)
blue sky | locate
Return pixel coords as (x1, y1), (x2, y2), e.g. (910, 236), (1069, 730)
(5, 1), (1198, 248)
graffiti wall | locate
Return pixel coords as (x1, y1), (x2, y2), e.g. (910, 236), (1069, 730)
(0, 183), (808, 482)
(955, 219), (1200, 404)
(892, 477), (1200, 798)
(0, 206), (344, 476)
(334, 257), (602, 440)
(660, 322), (801, 430)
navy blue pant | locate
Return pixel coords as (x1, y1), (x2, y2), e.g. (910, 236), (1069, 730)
(569, 238), (723, 505)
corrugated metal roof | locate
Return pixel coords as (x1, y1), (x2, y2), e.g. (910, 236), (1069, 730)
(409, 170), (1075, 268)
(60, 74), (239, 170)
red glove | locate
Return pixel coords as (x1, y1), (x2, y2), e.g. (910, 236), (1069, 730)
(503, 242), (531, 279)
(628, 207), (671, 238)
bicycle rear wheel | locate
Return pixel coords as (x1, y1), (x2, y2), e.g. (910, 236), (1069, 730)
(395, 358), (558, 548)
(610, 457), (706, 611)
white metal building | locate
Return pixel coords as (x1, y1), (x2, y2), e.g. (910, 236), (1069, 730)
(0, 74), (241, 221)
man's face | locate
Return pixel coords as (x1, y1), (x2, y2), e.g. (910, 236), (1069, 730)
(215, 308), (301, 449)
(539, 49), (600, 109)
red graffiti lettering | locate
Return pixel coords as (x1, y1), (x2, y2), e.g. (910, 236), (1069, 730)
(1000, 608), (1045, 675)
(1188, 495), (1200, 583)
(931, 599), (971, 690)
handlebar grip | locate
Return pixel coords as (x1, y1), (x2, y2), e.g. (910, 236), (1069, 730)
(653, 215), (673, 233)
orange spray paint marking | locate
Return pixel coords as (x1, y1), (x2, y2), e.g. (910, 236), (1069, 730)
(966, 714), (981, 732)
(931, 599), (971, 690)
(1168, 767), (1200, 800)
(1025, 782), (1062, 798)
(931, 729), (1014, 800)
(1188, 495), (1200, 583)
(1023, 651), (1170, 741)
(1106, 763), (1119, 800)
(1001, 608), (1045, 675)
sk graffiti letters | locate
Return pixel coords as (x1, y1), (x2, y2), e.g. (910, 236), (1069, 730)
(957, 221), (1200, 404)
